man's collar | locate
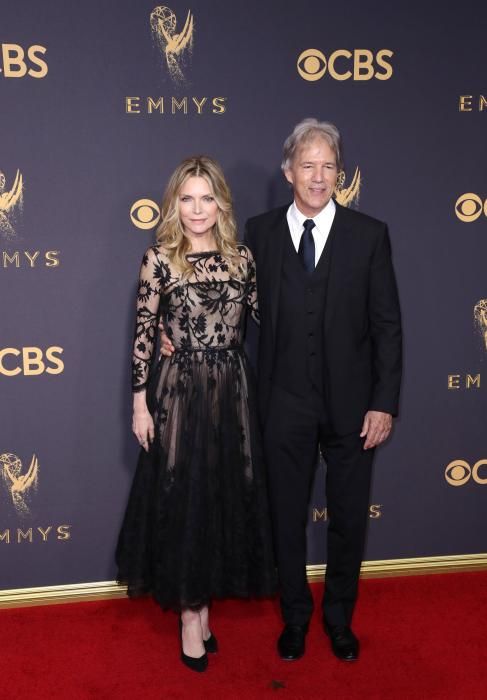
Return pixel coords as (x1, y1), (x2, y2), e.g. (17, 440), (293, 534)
(289, 198), (336, 228)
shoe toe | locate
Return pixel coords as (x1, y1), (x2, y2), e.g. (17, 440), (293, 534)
(277, 625), (306, 660)
(326, 624), (359, 661)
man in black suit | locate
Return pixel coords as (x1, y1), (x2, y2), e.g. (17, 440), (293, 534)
(244, 119), (402, 662)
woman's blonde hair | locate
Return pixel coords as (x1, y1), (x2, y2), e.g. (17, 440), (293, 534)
(156, 156), (242, 277)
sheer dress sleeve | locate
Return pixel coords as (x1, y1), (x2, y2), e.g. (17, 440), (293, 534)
(242, 245), (259, 326)
(131, 247), (165, 392)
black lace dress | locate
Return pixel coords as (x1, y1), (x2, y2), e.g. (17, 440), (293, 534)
(116, 245), (276, 610)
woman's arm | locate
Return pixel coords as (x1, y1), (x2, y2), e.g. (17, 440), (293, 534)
(243, 245), (259, 326)
(131, 247), (164, 450)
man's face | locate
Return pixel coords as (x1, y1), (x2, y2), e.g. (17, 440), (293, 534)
(284, 137), (338, 217)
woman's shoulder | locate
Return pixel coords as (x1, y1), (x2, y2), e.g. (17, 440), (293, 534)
(141, 244), (172, 266)
(145, 243), (171, 258)
(139, 246), (175, 288)
(236, 243), (254, 262)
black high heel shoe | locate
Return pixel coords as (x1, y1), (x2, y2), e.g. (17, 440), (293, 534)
(179, 619), (208, 672)
(203, 632), (218, 654)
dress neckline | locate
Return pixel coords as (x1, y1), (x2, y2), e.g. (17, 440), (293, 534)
(186, 250), (220, 257)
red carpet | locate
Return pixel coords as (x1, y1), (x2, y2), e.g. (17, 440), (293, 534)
(1, 572), (486, 699)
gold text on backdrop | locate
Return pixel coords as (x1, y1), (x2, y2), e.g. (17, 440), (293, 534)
(447, 374), (481, 389)
(1, 251), (60, 268)
(125, 96), (226, 115)
(458, 95), (487, 112)
(0, 525), (71, 544)
(313, 505), (382, 522)
(0, 347), (64, 376)
(297, 49), (393, 81)
(126, 8), (227, 115)
(0, 44), (47, 78)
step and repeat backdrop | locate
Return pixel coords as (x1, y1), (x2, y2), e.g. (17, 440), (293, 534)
(1, 0), (485, 591)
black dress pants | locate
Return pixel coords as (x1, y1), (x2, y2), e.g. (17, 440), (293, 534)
(264, 384), (374, 627)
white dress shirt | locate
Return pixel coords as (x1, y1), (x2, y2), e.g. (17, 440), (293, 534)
(286, 199), (336, 267)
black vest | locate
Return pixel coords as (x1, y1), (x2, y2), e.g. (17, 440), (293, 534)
(273, 229), (332, 398)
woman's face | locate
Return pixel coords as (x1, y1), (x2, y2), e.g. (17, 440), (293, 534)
(178, 176), (219, 239)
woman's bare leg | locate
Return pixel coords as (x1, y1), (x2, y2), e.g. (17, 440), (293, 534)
(181, 608), (204, 658)
(199, 605), (211, 641)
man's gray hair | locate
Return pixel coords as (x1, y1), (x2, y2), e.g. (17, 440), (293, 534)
(281, 118), (343, 171)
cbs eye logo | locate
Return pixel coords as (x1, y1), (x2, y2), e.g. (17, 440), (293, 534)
(297, 48), (393, 82)
(445, 459), (487, 486)
(130, 199), (161, 230)
(0, 44), (48, 78)
(455, 193), (487, 222)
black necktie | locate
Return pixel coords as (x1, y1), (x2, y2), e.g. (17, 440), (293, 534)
(298, 219), (315, 274)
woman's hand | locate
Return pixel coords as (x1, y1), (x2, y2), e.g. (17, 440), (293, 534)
(132, 393), (154, 452)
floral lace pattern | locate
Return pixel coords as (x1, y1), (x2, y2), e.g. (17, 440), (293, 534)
(117, 244), (276, 610)
(132, 245), (258, 391)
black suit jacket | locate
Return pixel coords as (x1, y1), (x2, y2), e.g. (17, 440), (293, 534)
(245, 201), (402, 435)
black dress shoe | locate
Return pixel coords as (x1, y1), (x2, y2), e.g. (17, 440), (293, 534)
(203, 632), (218, 654)
(324, 623), (359, 661)
(277, 624), (307, 660)
(179, 620), (208, 672)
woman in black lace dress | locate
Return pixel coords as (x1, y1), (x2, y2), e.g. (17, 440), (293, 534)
(116, 156), (276, 672)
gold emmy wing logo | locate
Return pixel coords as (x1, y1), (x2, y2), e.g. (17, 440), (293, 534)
(130, 199), (161, 229)
(474, 299), (487, 350)
(334, 168), (361, 207)
(0, 453), (39, 515)
(445, 459), (487, 486)
(150, 6), (194, 83)
(0, 169), (23, 239)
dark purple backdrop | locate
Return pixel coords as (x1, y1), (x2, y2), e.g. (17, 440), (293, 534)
(1, 0), (486, 590)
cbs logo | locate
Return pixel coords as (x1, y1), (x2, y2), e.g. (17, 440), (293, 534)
(444, 459), (487, 486)
(297, 48), (393, 82)
(455, 193), (487, 222)
(130, 199), (161, 230)
(0, 347), (64, 376)
(0, 44), (48, 78)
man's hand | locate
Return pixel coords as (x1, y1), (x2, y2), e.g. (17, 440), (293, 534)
(158, 319), (175, 357)
(360, 411), (392, 450)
